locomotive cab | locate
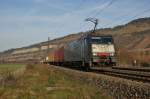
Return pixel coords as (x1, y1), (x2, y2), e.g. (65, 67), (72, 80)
(90, 36), (116, 66)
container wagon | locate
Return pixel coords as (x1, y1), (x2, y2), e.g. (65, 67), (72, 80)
(46, 34), (116, 69)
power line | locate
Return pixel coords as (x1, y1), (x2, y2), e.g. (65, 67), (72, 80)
(128, 8), (150, 20)
(84, 0), (117, 30)
(85, 0), (111, 18)
(103, 7), (150, 28)
(93, 0), (117, 17)
(52, 0), (86, 37)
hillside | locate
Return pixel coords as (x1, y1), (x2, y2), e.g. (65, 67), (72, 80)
(40, 17), (150, 50)
(0, 17), (150, 65)
(2, 17), (150, 54)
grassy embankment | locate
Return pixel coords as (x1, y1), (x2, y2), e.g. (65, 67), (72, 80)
(0, 64), (111, 99)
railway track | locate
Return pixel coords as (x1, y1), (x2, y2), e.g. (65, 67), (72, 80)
(112, 66), (150, 72)
(51, 64), (150, 83)
(91, 67), (150, 83)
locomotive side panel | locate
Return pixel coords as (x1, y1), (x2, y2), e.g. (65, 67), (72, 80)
(80, 37), (91, 63)
(64, 41), (82, 62)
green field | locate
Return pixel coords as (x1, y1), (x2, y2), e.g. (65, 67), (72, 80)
(0, 64), (26, 73)
(0, 64), (111, 99)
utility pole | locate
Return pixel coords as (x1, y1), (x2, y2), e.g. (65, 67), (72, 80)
(85, 18), (98, 34)
(44, 37), (50, 63)
(47, 37), (50, 54)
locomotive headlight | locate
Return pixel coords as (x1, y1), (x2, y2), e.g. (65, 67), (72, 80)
(93, 52), (97, 56)
(46, 56), (49, 60)
(110, 53), (114, 56)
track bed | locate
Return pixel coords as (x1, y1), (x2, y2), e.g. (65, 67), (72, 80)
(91, 66), (150, 83)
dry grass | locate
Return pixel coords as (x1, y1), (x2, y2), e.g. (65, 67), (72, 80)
(0, 64), (111, 99)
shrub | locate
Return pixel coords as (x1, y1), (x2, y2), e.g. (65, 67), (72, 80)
(1, 71), (17, 86)
(140, 62), (150, 67)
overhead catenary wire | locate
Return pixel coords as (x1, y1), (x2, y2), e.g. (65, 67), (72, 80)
(103, 7), (150, 28)
(85, 0), (150, 29)
(51, 0), (86, 38)
(126, 7), (150, 21)
(84, 0), (117, 31)
(56, 0), (116, 34)
(77, 0), (150, 33)
(85, 0), (107, 17)
(93, 0), (117, 17)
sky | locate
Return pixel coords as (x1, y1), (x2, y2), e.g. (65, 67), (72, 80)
(0, 0), (150, 52)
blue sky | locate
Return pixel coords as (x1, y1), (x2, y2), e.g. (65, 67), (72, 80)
(0, 0), (150, 51)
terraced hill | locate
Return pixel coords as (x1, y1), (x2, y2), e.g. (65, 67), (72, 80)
(0, 17), (150, 65)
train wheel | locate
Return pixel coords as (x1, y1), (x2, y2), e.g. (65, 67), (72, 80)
(85, 62), (91, 72)
(84, 66), (90, 71)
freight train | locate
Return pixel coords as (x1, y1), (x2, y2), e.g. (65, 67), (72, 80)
(45, 34), (116, 70)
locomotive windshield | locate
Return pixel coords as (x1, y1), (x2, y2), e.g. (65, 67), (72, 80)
(91, 37), (113, 44)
